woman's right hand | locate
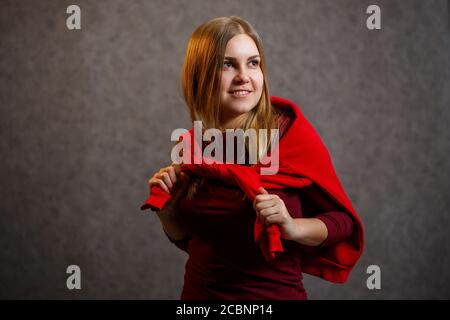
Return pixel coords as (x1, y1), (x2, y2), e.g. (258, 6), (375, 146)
(148, 164), (191, 239)
(148, 163), (182, 194)
(148, 163), (190, 209)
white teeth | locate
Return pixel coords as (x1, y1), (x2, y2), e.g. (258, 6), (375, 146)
(232, 90), (250, 96)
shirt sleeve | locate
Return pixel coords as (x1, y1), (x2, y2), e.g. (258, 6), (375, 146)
(315, 211), (354, 247)
(162, 229), (191, 253)
(298, 183), (354, 247)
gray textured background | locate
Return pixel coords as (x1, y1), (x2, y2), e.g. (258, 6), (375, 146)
(0, 0), (449, 299)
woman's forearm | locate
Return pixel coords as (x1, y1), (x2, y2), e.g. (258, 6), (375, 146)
(156, 208), (188, 241)
(289, 218), (328, 246)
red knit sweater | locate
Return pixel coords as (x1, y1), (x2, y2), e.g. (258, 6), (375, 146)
(162, 112), (353, 299)
(142, 96), (364, 285)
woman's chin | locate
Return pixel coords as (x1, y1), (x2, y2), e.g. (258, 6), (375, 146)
(226, 100), (257, 114)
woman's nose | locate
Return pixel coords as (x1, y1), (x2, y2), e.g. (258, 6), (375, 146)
(235, 67), (250, 82)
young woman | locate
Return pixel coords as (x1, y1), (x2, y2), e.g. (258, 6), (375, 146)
(142, 16), (364, 300)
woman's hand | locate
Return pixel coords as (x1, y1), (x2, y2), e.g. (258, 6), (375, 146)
(253, 187), (298, 241)
(148, 163), (190, 214)
(148, 163), (183, 194)
(253, 187), (329, 246)
(148, 163), (191, 240)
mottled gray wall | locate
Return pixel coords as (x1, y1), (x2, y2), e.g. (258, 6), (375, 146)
(0, 0), (449, 299)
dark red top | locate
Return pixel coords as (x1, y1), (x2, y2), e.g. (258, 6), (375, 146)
(164, 113), (354, 300)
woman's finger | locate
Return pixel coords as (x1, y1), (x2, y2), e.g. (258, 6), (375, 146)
(253, 194), (277, 208)
(255, 193), (277, 201)
(265, 213), (283, 226)
(155, 179), (170, 194)
(159, 172), (173, 191)
(256, 206), (276, 224)
(257, 187), (268, 194)
(166, 166), (177, 184)
(254, 199), (276, 211)
(259, 206), (279, 218)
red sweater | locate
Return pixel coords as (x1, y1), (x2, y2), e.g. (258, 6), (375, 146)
(142, 96), (364, 285)
(161, 113), (354, 299)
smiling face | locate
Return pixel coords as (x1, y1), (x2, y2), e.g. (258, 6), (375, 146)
(219, 34), (264, 129)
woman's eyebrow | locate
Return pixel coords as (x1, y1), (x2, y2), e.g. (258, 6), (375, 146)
(224, 55), (260, 61)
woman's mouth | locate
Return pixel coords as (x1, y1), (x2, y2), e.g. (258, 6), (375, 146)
(230, 90), (252, 98)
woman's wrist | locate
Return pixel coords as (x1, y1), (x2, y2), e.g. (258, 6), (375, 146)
(288, 218), (328, 246)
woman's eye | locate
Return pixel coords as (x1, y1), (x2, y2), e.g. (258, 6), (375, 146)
(223, 60), (259, 69)
(249, 60), (260, 67)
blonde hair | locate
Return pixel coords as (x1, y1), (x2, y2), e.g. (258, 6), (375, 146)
(179, 16), (282, 198)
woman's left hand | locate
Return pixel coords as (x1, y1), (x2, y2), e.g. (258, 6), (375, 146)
(253, 187), (297, 241)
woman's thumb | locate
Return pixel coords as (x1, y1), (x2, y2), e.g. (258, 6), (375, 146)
(257, 186), (268, 194)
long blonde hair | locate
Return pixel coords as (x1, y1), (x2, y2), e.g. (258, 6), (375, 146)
(179, 16), (281, 198)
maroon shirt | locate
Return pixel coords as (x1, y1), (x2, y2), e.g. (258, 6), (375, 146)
(164, 113), (354, 300)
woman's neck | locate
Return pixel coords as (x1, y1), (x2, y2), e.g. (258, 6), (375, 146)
(218, 113), (247, 131)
